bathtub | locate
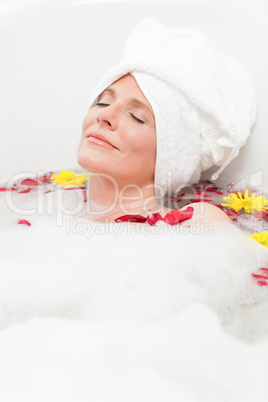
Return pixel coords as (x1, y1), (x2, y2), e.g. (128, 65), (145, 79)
(1, 1), (268, 401)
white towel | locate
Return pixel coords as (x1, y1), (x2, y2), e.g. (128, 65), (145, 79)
(87, 17), (257, 198)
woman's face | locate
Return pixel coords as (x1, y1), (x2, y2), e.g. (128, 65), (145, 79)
(77, 74), (156, 189)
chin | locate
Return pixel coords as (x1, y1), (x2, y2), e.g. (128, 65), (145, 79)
(77, 151), (111, 177)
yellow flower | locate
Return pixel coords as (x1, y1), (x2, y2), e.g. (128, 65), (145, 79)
(250, 231), (268, 248)
(222, 189), (268, 213)
(50, 170), (88, 186)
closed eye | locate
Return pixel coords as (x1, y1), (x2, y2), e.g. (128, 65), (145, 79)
(96, 103), (145, 124)
(130, 113), (144, 124)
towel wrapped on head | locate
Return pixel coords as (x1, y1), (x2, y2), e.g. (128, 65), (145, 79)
(87, 17), (257, 199)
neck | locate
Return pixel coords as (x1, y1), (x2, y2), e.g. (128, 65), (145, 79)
(86, 173), (162, 222)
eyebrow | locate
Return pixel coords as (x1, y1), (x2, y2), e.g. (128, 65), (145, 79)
(101, 87), (154, 118)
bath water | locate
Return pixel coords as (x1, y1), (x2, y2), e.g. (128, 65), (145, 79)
(0, 171), (268, 401)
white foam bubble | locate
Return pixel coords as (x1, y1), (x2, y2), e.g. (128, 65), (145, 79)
(1, 178), (268, 400)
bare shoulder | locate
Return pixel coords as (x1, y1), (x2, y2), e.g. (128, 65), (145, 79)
(160, 202), (232, 226)
(179, 202), (232, 225)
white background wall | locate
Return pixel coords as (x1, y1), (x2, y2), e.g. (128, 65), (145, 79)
(1, 0), (267, 190)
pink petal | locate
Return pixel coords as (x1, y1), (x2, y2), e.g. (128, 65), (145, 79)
(17, 219), (31, 226)
(21, 179), (41, 186)
(114, 215), (147, 223)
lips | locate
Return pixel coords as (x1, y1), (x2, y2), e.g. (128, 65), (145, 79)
(86, 131), (118, 150)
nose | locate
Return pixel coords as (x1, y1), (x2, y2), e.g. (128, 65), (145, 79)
(96, 104), (119, 130)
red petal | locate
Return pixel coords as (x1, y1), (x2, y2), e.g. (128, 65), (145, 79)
(224, 209), (239, 221)
(18, 188), (31, 194)
(205, 188), (223, 195)
(254, 211), (268, 221)
(252, 273), (268, 280)
(83, 190), (87, 203)
(257, 280), (268, 287)
(17, 219), (31, 226)
(214, 204), (224, 210)
(114, 215), (147, 223)
(146, 213), (164, 226)
(21, 179), (41, 186)
(195, 190), (212, 197)
(163, 206), (194, 225)
(0, 187), (17, 192)
(38, 172), (53, 183)
(259, 268), (268, 274)
(63, 186), (86, 190)
(169, 193), (186, 203)
(190, 198), (213, 203)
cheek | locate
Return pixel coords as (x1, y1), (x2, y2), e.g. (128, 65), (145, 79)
(78, 110), (95, 148)
(77, 112), (92, 161)
(122, 126), (156, 176)
(82, 111), (94, 132)
(124, 124), (156, 152)
(132, 129), (156, 161)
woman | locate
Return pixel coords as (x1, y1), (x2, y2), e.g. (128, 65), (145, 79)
(77, 18), (257, 226)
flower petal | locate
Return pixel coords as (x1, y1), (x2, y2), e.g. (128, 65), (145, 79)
(163, 207), (194, 225)
(224, 209), (239, 221)
(214, 204), (224, 210)
(205, 188), (223, 195)
(21, 179), (41, 186)
(0, 187), (17, 192)
(18, 188), (31, 194)
(38, 172), (53, 183)
(190, 198), (213, 203)
(63, 186), (86, 190)
(17, 219), (31, 226)
(195, 190), (212, 197)
(257, 280), (268, 287)
(169, 193), (186, 203)
(146, 213), (164, 226)
(83, 190), (87, 203)
(252, 273), (268, 280)
(114, 215), (147, 223)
